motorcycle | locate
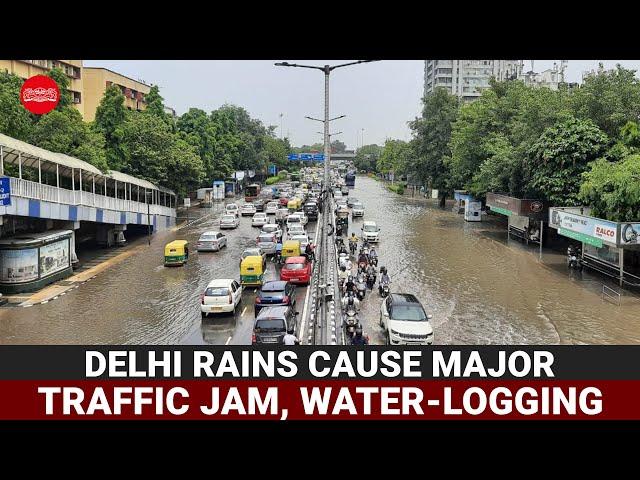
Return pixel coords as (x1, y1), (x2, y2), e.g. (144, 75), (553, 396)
(349, 241), (357, 255)
(356, 274), (367, 301)
(366, 270), (376, 289)
(358, 260), (368, 273)
(369, 255), (378, 267)
(379, 281), (390, 298)
(567, 246), (583, 271)
(343, 311), (359, 340)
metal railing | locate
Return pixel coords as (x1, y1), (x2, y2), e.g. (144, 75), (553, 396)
(7, 176), (175, 218)
(602, 284), (621, 306)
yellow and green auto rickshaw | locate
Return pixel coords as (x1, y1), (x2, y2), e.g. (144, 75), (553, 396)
(281, 240), (301, 263)
(164, 240), (189, 266)
(240, 255), (265, 286)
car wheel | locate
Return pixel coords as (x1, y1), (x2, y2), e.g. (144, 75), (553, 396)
(202, 312), (207, 318)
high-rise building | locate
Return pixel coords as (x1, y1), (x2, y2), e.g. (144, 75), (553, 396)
(424, 60), (522, 101)
(0, 60), (84, 115)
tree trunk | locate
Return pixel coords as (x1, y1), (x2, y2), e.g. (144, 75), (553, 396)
(439, 192), (446, 208)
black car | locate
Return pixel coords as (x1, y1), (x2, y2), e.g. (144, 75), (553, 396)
(254, 199), (266, 212)
(252, 306), (298, 344)
(255, 280), (296, 316)
(303, 202), (319, 221)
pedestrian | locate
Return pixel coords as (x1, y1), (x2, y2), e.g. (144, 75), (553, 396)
(283, 328), (300, 345)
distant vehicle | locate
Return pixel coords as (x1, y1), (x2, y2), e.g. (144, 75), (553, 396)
(245, 183), (261, 202)
(345, 173), (356, 187)
(252, 212), (268, 227)
(379, 293), (433, 345)
(286, 214), (302, 230)
(286, 224), (306, 237)
(254, 281), (297, 316)
(341, 186), (349, 196)
(239, 247), (267, 269)
(265, 201), (279, 215)
(351, 202), (365, 217)
(225, 203), (239, 217)
(219, 214), (239, 229)
(304, 202), (319, 220)
(253, 198), (266, 212)
(361, 220), (380, 243)
(241, 203), (257, 216)
(289, 212), (308, 226)
(289, 234), (310, 251)
(252, 305), (298, 345)
(200, 278), (243, 317)
(196, 231), (227, 252)
(261, 223), (283, 241)
(347, 197), (359, 208)
(280, 256), (312, 285)
(256, 232), (278, 255)
(276, 207), (290, 222)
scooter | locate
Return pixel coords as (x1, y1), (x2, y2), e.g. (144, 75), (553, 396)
(379, 281), (390, 298)
(369, 256), (378, 267)
(567, 246), (583, 271)
(358, 260), (368, 273)
(356, 274), (367, 301)
(343, 311), (359, 340)
(349, 241), (357, 255)
(366, 270), (376, 289)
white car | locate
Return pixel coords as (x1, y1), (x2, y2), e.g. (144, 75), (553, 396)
(220, 214), (240, 229)
(201, 278), (243, 317)
(197, 231), (227, 251)
(287, 224), (306, 237)
(290, 234), (310, 250)
(276, 208), (290, 222)
(225, 203), (239, 217)
(252, 212), (268, 227)
(265, 202), (279, 215)
(290, 212), (308, 226)
(286, 215), (302, 230)
(351, 202), (365, 217)
(261, 223), (283, 241)
(241, 203), (257, 216)
(379, 293), (433, 345)
(361, 220), (380, 243)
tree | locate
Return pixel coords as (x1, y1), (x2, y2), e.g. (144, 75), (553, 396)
(526, 116), (609, 205)
(28, 108), (108, 171)
(409, 87), (459, 191)
(46, 67), (72, 111)
(377, 139), (412, 176)
(580, 155), (640, 221)
(0, 71), (34, 140)
(166, 136), (205, 197)
(93, 84), (127, 170)
(354, 144), (382, 172)
(330, 139), (347, 153)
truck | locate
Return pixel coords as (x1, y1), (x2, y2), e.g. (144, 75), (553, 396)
(345, 172), (356, 187)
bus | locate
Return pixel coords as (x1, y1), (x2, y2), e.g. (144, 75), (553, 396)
(245, 183), (261, 202)
(345, 172), (356, 187)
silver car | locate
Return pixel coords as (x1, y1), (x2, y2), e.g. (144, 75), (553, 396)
(197, 231), (227, 251)
(351, 202), (365, 217)
(257, 232), (278, 255)
(220, 214), (240, 229)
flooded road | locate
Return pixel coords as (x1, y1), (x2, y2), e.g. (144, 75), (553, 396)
(347, 176), (640, 345)
(0, 202), (312, 345)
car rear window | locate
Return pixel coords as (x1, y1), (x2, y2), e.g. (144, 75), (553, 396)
(261, 284), (285, 293)
(222, 215), (235, 221)
(288, 217), (300, 223)
(258, 235), (275, 243)
(200, 235), (215, 241)
(255, 319), (286, 331)
(206, 287), (230, 296)
(285, 263), (305, 270)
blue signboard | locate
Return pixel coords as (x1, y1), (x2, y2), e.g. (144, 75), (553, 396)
(312, 153), (325, 161)
(0, 177), (11, 206)
(268, 164), (277, 175)
(288, 153), (299, 161)
(300, 153), (313, 161)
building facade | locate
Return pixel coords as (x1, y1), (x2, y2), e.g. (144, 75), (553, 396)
(0, 60), (84, 116)
(521, 61), (570, 90)
(424, 60), (523, 101)
(82, 68), (152, 121)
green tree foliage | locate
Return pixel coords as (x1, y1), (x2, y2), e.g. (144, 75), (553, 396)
(354, 144), (382, 172)
(46, 67), (72, 111)
(580, 155), (640, 221)
(377, 139), (412, 175)
(526, 116), (608, 206)
(28, 108), (108, 171)
(0, 71), (33, 140)
(409, 87), (458, 190)
(93, 84), (127, 170)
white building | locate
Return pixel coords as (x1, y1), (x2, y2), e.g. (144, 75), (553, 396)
(424, 60), (522, 102)
(521, 61), (568, 90)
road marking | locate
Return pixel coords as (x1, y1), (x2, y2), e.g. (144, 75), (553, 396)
(225, 336), (232, 345)
(241, 306), (247, 316)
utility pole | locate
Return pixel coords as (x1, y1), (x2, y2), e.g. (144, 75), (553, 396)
(279, 113), (284, 139)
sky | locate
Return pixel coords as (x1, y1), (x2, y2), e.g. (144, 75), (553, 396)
(84, 60), (640, 150)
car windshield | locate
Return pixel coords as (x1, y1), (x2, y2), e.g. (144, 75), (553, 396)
(392, 305), (428, 322)
(285, 263), (305, 270)
(363, 224), (377, 232)
(255, 319), (286, 332)
(205, 287), (229, 296)
(226, 205), (237, 210)
(353, 204), (363, 209)
(222, 215), (235, 221)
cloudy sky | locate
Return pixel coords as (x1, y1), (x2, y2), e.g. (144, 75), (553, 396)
(84, 60), (640, 150)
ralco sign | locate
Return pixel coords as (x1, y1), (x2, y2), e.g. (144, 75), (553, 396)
(594, 225), (616, 241)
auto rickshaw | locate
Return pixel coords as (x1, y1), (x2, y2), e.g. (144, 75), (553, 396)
(287, 198), (301, 212)
(281, 240), (301, 264)
(164, 240), (189, 266)
(240, 255), (265, 286)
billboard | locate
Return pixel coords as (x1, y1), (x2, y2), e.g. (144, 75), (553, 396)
(39, 239), (70, 277)
(0, 248), (38, 283)
(549, 208), (618, 247)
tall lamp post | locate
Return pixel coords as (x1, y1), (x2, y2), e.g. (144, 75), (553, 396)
(275, 61), (377, 192)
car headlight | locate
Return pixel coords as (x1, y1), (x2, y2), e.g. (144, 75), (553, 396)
(390, 329), (400, 336)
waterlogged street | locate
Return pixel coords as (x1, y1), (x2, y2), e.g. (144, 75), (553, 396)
(1, 175), (640, 345)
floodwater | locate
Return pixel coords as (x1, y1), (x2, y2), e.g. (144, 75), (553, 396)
(0, 202), (311, 345)
(346, 176), (640, 345)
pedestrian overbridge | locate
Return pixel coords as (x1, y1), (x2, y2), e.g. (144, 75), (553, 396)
(0, 133), (177, 258)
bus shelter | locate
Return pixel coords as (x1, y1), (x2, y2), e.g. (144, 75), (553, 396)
(486, 193), (545, 245)
(548, 206), (640, 287)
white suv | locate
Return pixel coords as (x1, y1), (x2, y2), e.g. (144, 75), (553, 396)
(380, 293), (433, 345)
(361, 221), (380, 243)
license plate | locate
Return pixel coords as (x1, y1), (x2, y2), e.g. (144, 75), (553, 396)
(290, 278), (299, 282)
(262, 338), (277, 343)
(211, 306), (222, 312)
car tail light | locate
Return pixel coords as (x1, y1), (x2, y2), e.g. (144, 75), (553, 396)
(283, 295), (290, 304)
(251, 333), (257, 344)
(228, 293), (233, 304)
(255, 296), (261, 304)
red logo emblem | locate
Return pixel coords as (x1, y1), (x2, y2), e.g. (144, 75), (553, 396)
(20, 75), (60, 114)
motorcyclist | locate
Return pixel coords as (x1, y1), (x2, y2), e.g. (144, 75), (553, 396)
(358, 250), (368, 266)
(349, 233), (359, 252)
(344, 274), (357, 296)
(342, 290), (360, 312)
(338, 242), (348, 256)
(305, 242), (315, 262)
(338, 265), (349, 288)
(274, 240), (283, 264)
(378, 266), (391, 295)
(350, 325), (369, 345)
(282, 327), (300, 345)
(369, 247), (378, 262)
(366, 264), (377, 287)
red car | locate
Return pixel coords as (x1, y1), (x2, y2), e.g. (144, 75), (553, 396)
(279, 197), (290, 207)
(280, 256), (312, 285)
